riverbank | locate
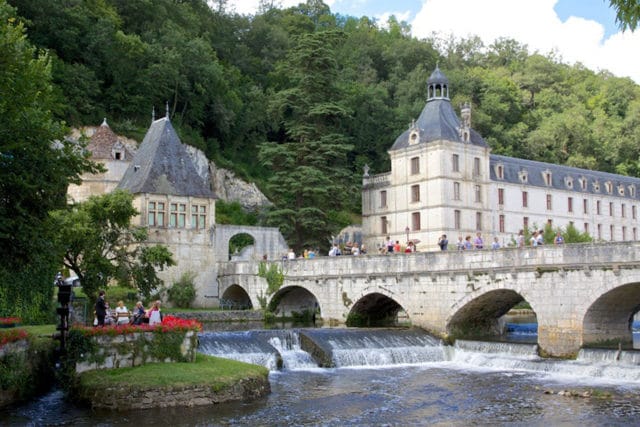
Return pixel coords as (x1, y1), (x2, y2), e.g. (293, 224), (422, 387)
(73, 353), (270, 410)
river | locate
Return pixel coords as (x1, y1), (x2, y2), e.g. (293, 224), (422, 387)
(2, 323), (640, 426)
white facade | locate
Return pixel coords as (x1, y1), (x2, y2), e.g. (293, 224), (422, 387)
(362, 68), (640, 251)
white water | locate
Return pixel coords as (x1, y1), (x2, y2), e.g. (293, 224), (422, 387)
(268, 333), (317, 370)
(198, 329), (640, 384)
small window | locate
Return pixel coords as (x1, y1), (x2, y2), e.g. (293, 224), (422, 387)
(597, 224), (602, 239)
(622, 226), (627, 241)
(568, 197), (573, 213)
(610, 224), (615, 241)
(548, 219), (553, 227)
(546, 194), (552, 210)
(410, 157), (420, 175)
(148, 201), (165, 227)
(454, 182), (461, 200)
(634, 227), (637, 241)
(191, 204), (207, 229)
(475, 212), (482, 231)
(629, 185), (636, 197)
(498, 188), (504, 205)
(633, 205), (637, 220)
(618, 184), (625, 196)
(563, 176), (573, 189)
(522, 191), (528, 208)
(593, 181), (600, 192)
(169, 203), (186, 228)
(622, 203), (626, 218)
(519, 170), (528, 183)
(114, 152), (122, 160)
(496, 164), (504, 179)
(473, 157), (481, 177)
(412, 212), (421, 231)
(605, 181), (613, 194)
(380, 190), (387, 208)
(584, 223), (589, 233)
(523, 216), (529, 229)
(411, 185), (420, 203)
(579, 177), (587, 191)
(609, 202), (614, 217)
(499, 214), (505, 233)
(597, 200), (601, 215)
(474, 185), (481, 203)
(381, 216), (388, 234)
(452, 154), (460, 172)
(454, 210), (461, 230)
(583, 199), (588, 214)
(544, 171), (552, 186)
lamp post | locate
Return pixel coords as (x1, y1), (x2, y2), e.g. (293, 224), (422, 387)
(405, 226), (410, 244)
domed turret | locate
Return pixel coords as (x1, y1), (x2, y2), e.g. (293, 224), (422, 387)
(427, 65), (449, 100)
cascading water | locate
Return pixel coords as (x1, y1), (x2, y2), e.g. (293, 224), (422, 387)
(301, 328), (447, 367)
(265, 330), (318, 370)
(198, 330), (281, 370)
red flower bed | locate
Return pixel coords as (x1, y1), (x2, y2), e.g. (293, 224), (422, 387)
(0, 328), (29, 347)
(71, 315), (202, 337)
(0, 317), (21, 325)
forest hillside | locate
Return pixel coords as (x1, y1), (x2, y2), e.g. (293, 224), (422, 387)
(8, 0), (640, 250)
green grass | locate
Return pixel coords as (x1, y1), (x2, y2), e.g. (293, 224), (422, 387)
(78, 353), (268, 390)
(22, 324), (56, 337)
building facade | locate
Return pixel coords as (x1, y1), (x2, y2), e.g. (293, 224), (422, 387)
(362, 67), (640, 251)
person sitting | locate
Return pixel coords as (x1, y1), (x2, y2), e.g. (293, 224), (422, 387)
(131, 301), (146, 325)
(115, 300), (130, 325)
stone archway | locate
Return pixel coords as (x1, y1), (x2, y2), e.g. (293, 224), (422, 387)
(268, 286), (320, 320)
(220, 284), (253, 310)
(447, 289), (532, 338)
(214, 225), (288, 262)
(347, 292), (407, 327)
(583, 282), (640, 347)
(229, 232), (256, 261)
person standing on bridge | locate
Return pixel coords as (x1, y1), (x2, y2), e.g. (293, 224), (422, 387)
(473, 232), (484, 249)
(438, 234), (448, 251)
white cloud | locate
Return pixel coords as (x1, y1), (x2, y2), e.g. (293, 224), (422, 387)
(410, 0), (640, 83)
(375, 10), (413, 28)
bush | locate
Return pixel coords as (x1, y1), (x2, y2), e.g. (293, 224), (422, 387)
(167, 273), (197, 308)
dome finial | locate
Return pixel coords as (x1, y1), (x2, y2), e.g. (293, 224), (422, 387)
(101, 117), (108, 126)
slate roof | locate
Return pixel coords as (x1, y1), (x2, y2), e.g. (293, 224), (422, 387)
(86, 118), (132, 160)
(117, 117), (215, 198)
(390, 68), (487, 151)
(491, 154), (640, 200)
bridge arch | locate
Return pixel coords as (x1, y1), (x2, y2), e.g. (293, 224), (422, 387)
(447, 288), (533, 337)
(268, 285), (320, 319)
(214, 225), (288, 262)
(582, 281), (640, 347)
(220, 284), (253, 310)
(347, 292), (408, 327)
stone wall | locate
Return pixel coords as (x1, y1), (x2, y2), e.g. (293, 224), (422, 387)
(78, 376), (270, 410)
(166, 310), (264, 322)
(74, 330), (198, 373)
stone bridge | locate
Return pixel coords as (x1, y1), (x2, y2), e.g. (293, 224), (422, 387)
(217, 242), (640, 357)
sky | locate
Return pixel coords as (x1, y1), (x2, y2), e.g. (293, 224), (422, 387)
(224, 0), (640, 83)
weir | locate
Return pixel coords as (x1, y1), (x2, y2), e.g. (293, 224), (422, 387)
(197, 328), (640, 383)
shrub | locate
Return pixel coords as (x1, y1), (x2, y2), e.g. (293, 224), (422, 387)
(167, 273), (197, 308)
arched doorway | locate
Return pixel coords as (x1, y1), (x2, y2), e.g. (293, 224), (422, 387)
(229, 233), (256, 261)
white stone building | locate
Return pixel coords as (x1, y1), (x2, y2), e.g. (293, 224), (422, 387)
(362, 67), (640, 252)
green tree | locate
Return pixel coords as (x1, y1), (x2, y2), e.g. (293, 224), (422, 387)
(259, 31), (354, 251)
(0, 0), (97, 321)
(609, 0), (640, 31)
(50, 190), (175, 299)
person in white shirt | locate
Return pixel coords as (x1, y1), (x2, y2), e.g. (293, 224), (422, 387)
(115, 300), (130, 325)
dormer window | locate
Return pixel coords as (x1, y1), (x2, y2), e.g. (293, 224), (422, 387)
(629, 185), (636, 198)
(542, 170), (552, 186)
(593, 181), (600, 192)
(409, 130), (419, 145)
(495, 164), (504, 180)
(519, 170), (528, 184)
(579, 177), (587, 191)
(618, 184), (625, 196)
(114, 151), (123, 160)
(564, 176), (573, 189)
(605, 181), (613, 194)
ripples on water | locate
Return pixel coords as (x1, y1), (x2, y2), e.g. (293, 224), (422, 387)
(3, 326), (640, 426)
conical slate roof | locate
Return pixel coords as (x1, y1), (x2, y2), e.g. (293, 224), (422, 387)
(117, 117), (215, 198)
